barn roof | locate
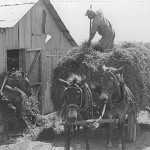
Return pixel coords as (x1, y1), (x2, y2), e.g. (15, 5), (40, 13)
(0, 0), (78, 47)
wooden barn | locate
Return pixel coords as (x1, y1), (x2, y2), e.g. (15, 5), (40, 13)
(0, 0), (78, 114)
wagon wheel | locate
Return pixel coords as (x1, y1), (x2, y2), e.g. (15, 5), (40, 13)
(125, 111), (137, 142)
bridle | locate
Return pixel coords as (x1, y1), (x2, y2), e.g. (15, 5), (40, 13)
(62, 81), (94, 127)
(94, 70), (122, 124)
(100, 69), (121, 101)
(64, 83), (84, 112)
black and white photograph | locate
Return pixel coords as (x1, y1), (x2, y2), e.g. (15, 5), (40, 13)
(0, 0), (150, 150)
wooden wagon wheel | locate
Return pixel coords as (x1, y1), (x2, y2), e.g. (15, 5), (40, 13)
(125, 110), (137, 142)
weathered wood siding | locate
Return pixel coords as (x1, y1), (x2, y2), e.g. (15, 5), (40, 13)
(0, 0), (74, 114)
(39, 0), (72, 114)
(0, 31), (6, 73)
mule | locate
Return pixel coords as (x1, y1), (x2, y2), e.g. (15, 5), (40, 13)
(96, 65), (136, 150)
(5, 69), (32, 96)
(2, 70), (32, 113)
(58, 74), (93, 150)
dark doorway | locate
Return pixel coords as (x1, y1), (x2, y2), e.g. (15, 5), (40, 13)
(7, 50), (19, 71)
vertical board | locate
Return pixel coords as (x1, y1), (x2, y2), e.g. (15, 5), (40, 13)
(0, 32), (6, 72)
(24, 12), (32, 49)
(31, 4), (43, 35)
(38, 2), (74, 113)
(26, 49), (42, 85)
(6, 25), (19, 50)
(19, 17), (25, 49)
(25, 49), (42, 110)
(32, 35), (43, 49)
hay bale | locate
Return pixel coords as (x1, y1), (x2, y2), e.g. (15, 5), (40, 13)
(50, 41), (150, 111)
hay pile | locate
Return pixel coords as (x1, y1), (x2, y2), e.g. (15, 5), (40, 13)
(50, 41), (150, 111)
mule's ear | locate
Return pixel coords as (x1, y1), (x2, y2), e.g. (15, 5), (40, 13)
(112, 66), (124, 74)
(58, 79), (69, 87)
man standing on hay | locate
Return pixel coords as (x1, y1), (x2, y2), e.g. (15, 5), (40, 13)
(85, 9), (115, 52)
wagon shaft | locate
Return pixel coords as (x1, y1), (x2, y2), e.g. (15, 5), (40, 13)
(63, 118), (119, 125)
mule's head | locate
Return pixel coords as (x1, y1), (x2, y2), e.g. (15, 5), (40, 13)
(6, 70), (32, 97)
(59, 75), (86, 124)
(99, 65), (124, 104)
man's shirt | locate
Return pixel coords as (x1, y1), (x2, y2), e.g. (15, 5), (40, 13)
(91, 11), (113, 36)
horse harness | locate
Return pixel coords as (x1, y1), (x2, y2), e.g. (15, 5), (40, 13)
(62, 82), (92, 124)
(99, 70), (135, 121)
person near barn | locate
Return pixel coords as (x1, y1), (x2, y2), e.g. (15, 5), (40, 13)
(85, 9), (115, 52)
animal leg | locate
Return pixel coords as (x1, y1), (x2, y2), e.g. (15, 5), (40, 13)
(84, 126), (90, 150)
(118, 122), (125, 150)
(65, 125), (72, 150)
(75, 125), (80, 140)
(106, 123), (113, 150)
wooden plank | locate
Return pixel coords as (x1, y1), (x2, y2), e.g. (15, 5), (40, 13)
(31, 35), (43, 49)
(27, 50), (41, 78)
(24, 11), (32, 49)
(0, 32), (6, 72)
(19, 49), (26, 72)
(26, 49), (42, 52)
(31, 5), (43, 35)
(19, 17), (25, 49)
(63, 119), (119, 125)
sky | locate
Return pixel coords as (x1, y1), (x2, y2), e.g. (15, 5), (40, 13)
(51, 0), (150, 45)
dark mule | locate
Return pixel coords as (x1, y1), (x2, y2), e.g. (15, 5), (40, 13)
(2, 70), (32, 113)
(0, 70), (32, 132)
(5, 69), (32, 96)
(58, 74), (93, 150)
(96, 65), (136, 150)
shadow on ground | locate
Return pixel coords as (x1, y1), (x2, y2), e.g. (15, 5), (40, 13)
(35, 124), (150, 150)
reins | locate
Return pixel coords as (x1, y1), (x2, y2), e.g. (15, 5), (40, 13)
(64, 83), (84, 111)
(93, 70), (122, 124)
(95, 99), (108, 123)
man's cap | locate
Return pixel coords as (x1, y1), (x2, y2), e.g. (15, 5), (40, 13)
(85, 9), (94, 16)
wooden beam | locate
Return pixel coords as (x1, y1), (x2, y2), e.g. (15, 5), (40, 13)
(63, 119), (119, 125)
(26, 49), (42, 52)
(27, 51), (41, 78)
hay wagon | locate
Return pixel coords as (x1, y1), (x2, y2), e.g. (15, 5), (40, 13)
(51, 41), (150, 143)
(62, 104), (137, 142)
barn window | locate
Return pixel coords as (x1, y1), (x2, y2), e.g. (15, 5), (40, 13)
(7, 50), (19, 71)
(42, 10), (46, 34)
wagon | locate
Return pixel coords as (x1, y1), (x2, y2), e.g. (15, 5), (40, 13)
(63, 104), (137, 142)
(51, 41), (150, 145)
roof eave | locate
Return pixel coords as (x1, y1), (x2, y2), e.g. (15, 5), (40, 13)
(43, 0), (78, 47)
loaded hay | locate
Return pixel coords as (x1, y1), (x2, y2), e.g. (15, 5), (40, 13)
(50, 41), (150, 111)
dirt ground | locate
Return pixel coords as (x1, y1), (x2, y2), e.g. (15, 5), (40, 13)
(0, 111), (150, 150)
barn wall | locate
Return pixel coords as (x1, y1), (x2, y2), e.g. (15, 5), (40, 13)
(39, 0), (73, 114)
(0, 31), (6, 73)
(1, 0), (74, 114)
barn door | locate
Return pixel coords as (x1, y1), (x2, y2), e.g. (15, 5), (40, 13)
(19, 49), (42, 97)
